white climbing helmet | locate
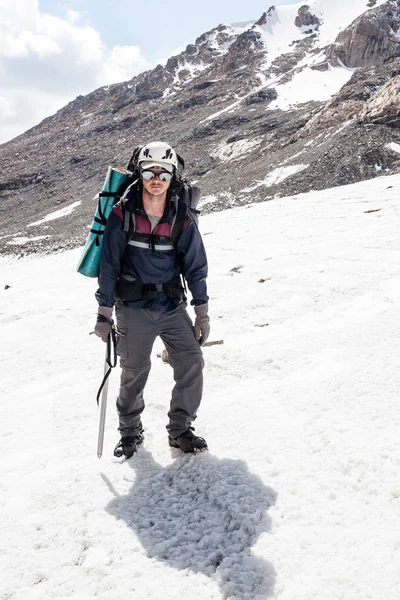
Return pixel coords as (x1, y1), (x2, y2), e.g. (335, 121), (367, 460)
(138, 141), (178, 173)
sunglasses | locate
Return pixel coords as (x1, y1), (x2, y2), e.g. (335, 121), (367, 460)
(141, 170), (172, 182)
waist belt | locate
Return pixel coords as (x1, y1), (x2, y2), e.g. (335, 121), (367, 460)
(115, 275), (184, 302)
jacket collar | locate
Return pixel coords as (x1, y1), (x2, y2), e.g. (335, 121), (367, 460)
(126, 184), (175, 222)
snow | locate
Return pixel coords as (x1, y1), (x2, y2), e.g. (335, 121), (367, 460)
(307, 0), (388, 47)
(163, 60), (210, 98)
(200, 59), (348, 124)
(242, 164), (309, 192)
(211, 137), (263, 163)
(386, 141), (400, 154)
(331, 119), (353, 138)
(27, 201), (81, 227)
(200, 96), (243, 123)
(230, 21), (256, 30)
(197, 194), (219, 210)
(2, 172), (400, 599)
(201, 0), (387, 126)
(162, 22), (260, 98)
(255, 4), (307, 67)
(253, 0), (387, 68)
(268, 65), (354, 110)
(6, 235), (51, 246)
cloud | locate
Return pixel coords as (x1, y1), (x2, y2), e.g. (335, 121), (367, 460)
(64, 8), (87, 25)
(102, 45), (150, 84)
(0, 0), (152, 143)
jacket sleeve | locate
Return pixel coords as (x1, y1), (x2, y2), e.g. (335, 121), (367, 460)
(95, 209), (126, 307)
(176, 218), (208, 306)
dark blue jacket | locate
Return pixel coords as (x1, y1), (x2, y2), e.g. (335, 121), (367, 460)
(95, 187), (208, 311)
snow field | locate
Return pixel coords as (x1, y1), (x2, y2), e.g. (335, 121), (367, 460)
(1, 173), (400, 598)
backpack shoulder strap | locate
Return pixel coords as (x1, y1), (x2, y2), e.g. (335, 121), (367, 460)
(121, 200), (136, 246)
(120, 179), (139, 243)
(170, 198), (188, 250)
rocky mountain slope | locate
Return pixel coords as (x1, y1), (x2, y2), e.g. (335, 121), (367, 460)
(1, 0), (400, 255)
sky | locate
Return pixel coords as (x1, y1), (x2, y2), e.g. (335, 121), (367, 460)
(2, 171), (400, 598)
(0, 0), (297, 144)
(38, 0), (298, 59)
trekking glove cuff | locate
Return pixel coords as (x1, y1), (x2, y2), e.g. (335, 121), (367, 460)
(97, 306), (113, 321)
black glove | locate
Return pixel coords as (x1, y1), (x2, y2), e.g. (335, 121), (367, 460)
(194, 304), (210, 346)
(94, 307), (113, 342)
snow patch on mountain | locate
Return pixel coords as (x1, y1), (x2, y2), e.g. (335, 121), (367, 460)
(231, 20), (257, 29)
(7, 235), (51, 246)
(197, 190), (237, 210)
(269, 64), (354, 109)
(27, 201), (81, 228)
(197, 194), (218, 210)
(255, 4), (308, 67)
(242, 164), (309, 192)
(211, 138), (263, 162)
(386, 142), (400, 154)
(206, 24), (249, 52)
(330, 120), (353, 138)
(164, 61), (211, 97)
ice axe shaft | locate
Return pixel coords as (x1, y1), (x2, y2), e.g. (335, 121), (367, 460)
(95, 326), (117, 458)
(97, 346), (110, 458)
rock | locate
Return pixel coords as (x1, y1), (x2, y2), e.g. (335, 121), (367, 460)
(255, 12), (268, 27)
(358, 75), (400, 126)
(255, 7), (276, 27)
(177, 95), (211, 110)
(0, 172), (45, 192)
(220, 30), (264, 74)
(327, 4), (400, 67)
(295, 5), (321, 30)
(245, 89), (278, 105)
(299, 62), (396, 135)
(185, 44), (197, 56)
(191, 81), (217, 91)
(310, 61), (330, 71)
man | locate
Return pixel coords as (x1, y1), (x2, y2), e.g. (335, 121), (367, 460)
(94, 141), (210, 458)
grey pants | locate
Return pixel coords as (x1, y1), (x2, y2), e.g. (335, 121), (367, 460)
(115, 302), (204, 438)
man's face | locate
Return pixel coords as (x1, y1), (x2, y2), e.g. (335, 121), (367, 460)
(141, 168), (172, 197)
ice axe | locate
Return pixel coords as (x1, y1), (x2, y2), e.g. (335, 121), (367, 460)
(95, 325), (117, 458)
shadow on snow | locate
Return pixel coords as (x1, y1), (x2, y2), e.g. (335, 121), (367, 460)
(106, 449), (277, 599)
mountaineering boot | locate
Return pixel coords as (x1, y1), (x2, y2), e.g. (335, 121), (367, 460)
(114, 431), (144, 459)
(168, 427), (208, 454)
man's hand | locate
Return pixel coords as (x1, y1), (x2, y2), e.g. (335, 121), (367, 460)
(194, 304), (210, 346)
(94, 306), (114, 342)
